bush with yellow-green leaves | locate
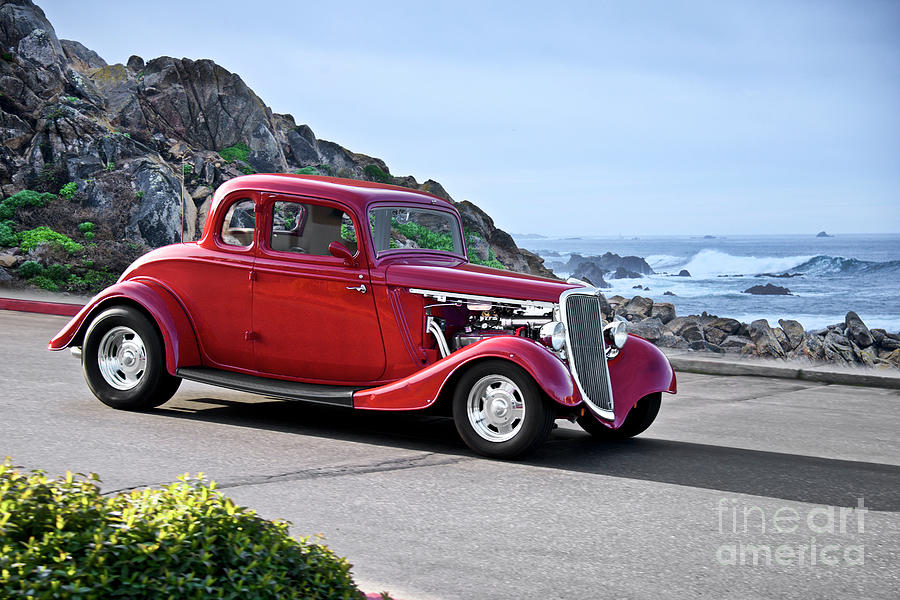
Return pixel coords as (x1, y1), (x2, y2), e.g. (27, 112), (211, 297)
(0, 461), (368, 599)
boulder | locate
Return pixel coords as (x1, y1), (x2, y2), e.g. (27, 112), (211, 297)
(680, 324), (704, 343)
(748, 319), (786, 358)
(844, 311), (873, 348)
(60, 39), (107, 72)
(772, 327), (791, 353)
(656, 333), (690, 349)
(880, 333), (900, 351)
(650, 302), (676, 325)
(870, 328), (885, 346)
(617, 296), (653, 321)
(689, 340), (724, 353)
(703, 327), (728, 346)
(743, 283), (791, 295)
(666, 316), (700, 337)
(704, 317), (742, 336)
(778, 319), (805, 351)
(0, 253), (17, 268)
(823, 331), (856, 365)
(126, 158), (196, 246)
(0, 265), (10, 285)
(628, 317), (663, 342)
(720, 335), (752, 353)
(676, 269), (691, 277)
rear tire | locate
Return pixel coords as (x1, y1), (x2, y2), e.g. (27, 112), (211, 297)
(577, 392), (661, 440)
(82, 306), (181, 410)
(452, 360), (554, 459)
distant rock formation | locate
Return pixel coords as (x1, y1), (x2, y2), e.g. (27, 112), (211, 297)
(743, 283), (792, 295)
(816, 231), (833, 238)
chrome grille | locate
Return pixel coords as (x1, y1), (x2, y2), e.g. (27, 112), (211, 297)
(563, 291), (613, 414)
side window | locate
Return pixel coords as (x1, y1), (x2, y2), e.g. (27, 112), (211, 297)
(220, 199), (255, 247)
(270, 201), (358, 256)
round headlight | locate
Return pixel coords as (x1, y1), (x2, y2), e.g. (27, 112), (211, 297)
(539, 321), (567, 351)
(605, 321), (628, 349)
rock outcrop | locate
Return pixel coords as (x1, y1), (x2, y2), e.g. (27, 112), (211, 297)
(0, 0), (552, 285)
(743, 283), (792, 295)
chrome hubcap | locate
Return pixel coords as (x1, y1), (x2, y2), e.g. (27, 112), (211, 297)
(467, 375), (526, 442)
(97, 326), (147, 390)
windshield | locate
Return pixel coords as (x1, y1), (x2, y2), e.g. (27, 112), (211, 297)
(369, 206), (464, 257)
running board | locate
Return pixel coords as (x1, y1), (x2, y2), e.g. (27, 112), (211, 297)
(176, 367), (360, 408)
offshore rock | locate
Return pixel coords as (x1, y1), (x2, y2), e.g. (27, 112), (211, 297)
(743, 283), (791, 295)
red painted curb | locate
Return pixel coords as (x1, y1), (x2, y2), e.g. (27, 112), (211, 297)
(0, 297), (83, 316)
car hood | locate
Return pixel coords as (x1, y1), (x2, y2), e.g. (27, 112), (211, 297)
(385, 260), (576, 304)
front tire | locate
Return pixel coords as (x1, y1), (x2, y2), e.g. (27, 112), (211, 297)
(452, 360), (554, 459)
(82, 306), (181, 410)
(577, 392), (661, 440)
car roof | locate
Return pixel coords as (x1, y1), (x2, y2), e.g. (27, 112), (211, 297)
(209, 173), (455, 216)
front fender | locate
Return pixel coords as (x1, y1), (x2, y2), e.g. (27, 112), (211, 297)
(354, 336), (578, 411)
(605, 334), (677, 427)
(48, 277), (201, 376)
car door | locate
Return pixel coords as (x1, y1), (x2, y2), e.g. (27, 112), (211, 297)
(251, 194), (386, 383)
(177, 193), (257, 371)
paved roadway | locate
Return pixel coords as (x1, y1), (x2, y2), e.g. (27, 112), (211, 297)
(2, 311), (898, 599)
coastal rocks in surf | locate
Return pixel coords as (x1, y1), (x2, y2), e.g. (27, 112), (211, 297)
(606, 292), (899, 369)
(743, 283), (792, 295)
(561, 253), (652, 286)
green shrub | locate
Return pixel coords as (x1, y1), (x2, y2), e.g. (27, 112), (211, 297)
(84, 231), (95, 241)
(1, 51), (12, 62)
(219, 142), (250, 163)
(17, 260), (43, 278)
(59, 181), (77, 199)
(136, 190), (144, 199)
(364, 164), (392, 184)
(29, 274), (59, 291)
(293, 166), (320, 175)
(0, 190), (56, 220)
(0, 220), (16, 246)
(64, 95), (78, 102)
(78, 221), (94, 233)
(44, 263), (69, 281)
(182, 163), (194, 175)
(17, 227), (83, 254)
(0, 462), (366, 599)
(105, 161), (115, 171)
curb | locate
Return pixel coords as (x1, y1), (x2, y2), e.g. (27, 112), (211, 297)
(0, 297), (82, 317)
(668, 354), (900, 390)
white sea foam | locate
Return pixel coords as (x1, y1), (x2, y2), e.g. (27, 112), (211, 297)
(679, 249), (815, 277)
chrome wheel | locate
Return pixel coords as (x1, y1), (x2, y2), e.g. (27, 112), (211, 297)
(466, 374), (526, 442)
(97, 326), (147, 390)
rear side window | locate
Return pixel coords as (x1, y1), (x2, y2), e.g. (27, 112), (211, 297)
(221, 199), (255, 247)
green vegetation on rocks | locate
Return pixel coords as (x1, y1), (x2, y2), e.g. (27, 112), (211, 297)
(219, 142), (250, 163)
(0, 190), (55, 221)
(0, 461), (368, 600)
(17, 226), (83, 253)
(364, 164), (392, 184)
(59, 182), (77, 199)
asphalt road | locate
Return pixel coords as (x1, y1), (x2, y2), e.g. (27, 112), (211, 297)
(2, 310), (899, 599)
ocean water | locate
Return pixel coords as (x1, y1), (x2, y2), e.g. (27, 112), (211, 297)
(513, 234), (900, 333)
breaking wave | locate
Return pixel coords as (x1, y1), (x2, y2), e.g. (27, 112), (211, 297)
(793, 255), (900, 276)
(677, 250), (814, 277)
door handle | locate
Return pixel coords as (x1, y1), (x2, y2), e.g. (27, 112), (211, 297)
(346, 284), (367, 294)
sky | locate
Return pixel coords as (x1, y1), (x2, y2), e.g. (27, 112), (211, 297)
(39, 0), (900, 236)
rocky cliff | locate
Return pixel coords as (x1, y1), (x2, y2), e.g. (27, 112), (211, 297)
(0, 0), (554, 292)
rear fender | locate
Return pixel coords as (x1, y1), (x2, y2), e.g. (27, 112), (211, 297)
(604, 334), (677, 428)
(354, 336), (579, 411)
(48, 278), (201, 376)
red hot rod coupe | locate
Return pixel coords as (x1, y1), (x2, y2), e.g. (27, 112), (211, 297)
(50, 174), (676, 458)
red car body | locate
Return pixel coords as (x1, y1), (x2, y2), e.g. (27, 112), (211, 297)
(50, 174), (675, 457)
